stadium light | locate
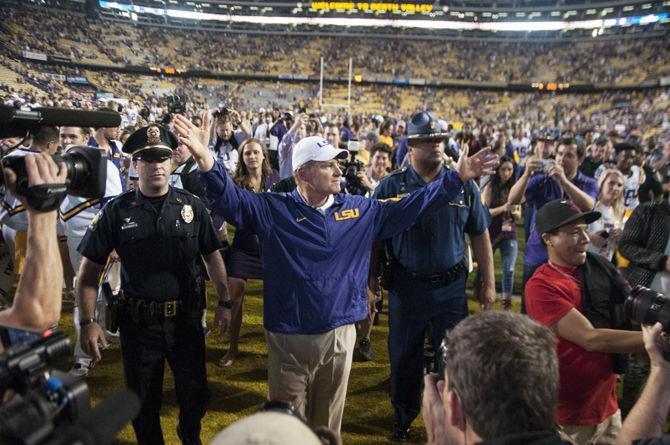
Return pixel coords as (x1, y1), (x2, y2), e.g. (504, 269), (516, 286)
(98, 1), (669, 33)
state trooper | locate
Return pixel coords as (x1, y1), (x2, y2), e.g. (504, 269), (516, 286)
(371, 111), (495, 442)
(77, 124), (232, 445)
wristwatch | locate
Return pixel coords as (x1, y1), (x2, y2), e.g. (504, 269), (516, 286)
(218, 300), (233, 309)
(79, 318), (96, 328)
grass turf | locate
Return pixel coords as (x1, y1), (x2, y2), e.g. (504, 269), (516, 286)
(54, 230), (528, 444)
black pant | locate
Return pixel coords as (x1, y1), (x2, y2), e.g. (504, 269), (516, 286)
(119, 312), (209, 445)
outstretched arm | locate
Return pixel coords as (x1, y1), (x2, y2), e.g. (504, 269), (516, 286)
(0, 154), (67, 330)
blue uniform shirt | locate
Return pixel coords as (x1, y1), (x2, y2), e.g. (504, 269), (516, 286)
(198, 161), (465, 335)
(374, 165), (491, 274)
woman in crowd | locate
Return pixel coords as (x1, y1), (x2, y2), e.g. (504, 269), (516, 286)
(220, 138), (280, 367)
(481, 155), (520, 309)
(358, 142), (393, 197)
(588, 169), (626, 261)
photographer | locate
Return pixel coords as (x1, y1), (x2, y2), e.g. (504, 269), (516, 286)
(0, 153), (66, 331)
(208, 107), (250, 173)
(618, 193), (670, 416)
(526, 200), (645, 445)
(422, 311), (567, 445)
(615, 323), (670, 445)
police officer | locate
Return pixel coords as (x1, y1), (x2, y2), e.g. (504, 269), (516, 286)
(77, 125), (232, 445)
(372, 112), (495, 442)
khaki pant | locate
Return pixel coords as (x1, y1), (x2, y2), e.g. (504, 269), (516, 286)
(560, 410), (622, 445)
(265, 324), (356, 433)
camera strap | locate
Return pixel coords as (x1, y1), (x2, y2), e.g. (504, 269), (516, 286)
(26, 183), (67, 212)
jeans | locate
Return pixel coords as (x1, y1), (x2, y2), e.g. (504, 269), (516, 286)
(496, 239), (518, 295)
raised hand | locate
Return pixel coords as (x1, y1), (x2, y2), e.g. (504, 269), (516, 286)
(173, 113), (214, 171)
(455, 144), (499, 183)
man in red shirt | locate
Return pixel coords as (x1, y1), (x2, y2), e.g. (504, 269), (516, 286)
(525, 199), (644, 445)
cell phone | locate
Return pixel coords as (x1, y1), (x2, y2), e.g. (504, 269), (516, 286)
(166, 95), (185, 115)
(347, 140), (361, 152)
(541, 159), (555, 172)
(599, 230), (610, 239)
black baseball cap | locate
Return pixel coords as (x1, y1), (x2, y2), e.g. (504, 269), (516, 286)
(536, 200), (601, 235)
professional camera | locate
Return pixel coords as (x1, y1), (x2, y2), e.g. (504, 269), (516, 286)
(625, 285), (670, 330)
(340, 158), (366, 195)
(2, 145), (107, 199)
(0, 105), (116, 212)
(0, 327), (139, 445)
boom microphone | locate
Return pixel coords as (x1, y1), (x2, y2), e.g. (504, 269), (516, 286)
(0, 105), (121, 139)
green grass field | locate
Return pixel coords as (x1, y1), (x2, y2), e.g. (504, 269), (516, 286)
(54, 231), (528, 444)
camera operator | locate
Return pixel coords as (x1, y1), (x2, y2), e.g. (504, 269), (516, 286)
(526, 200), (645, 445)
(0, 153), (66, 332)
(0, 126), (61, 279)
(615, 323), (670, 445)
(422, 311), (568, 445)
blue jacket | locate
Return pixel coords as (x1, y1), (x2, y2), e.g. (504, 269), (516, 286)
(199, 161), (465, 334)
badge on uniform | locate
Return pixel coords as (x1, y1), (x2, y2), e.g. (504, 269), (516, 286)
(121, 217), (138, 230)
(181, 205), (194, 223)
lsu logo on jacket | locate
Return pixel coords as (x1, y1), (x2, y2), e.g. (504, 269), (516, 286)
(334, 208), (360, 221)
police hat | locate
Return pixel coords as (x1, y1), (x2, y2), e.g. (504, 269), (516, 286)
(122, 125), (178, 159)
(406, 112), (449, 141)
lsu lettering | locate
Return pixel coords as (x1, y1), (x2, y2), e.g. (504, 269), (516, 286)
(334, 208), (360, 221)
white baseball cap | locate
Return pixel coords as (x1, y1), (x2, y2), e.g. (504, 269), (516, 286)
(210, 411), (322, 445)
(292, 136), (348, 171)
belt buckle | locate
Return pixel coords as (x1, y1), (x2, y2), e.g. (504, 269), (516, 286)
(164, 300), (177, 317)
(430, 274), (443, 285)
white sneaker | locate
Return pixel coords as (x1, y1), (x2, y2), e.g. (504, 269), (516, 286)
(69, 360), (91, 377)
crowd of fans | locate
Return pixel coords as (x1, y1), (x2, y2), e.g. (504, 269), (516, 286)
(2, 5), (670, 85)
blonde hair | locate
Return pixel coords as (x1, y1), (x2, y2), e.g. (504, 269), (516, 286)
(597, 169), (625, 223)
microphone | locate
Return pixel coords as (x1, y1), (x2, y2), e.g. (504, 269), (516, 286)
(0, 105), (121, 139)
(45, 389), (140, 445)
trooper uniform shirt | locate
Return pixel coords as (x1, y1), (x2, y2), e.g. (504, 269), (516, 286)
(78, 187), (220, 301)
(374, 165), (490, 276)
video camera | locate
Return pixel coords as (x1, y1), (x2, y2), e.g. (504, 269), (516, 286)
(340, 158), (366, 195)
(0, 105), (115, 211)
(0, 326), (139, 445)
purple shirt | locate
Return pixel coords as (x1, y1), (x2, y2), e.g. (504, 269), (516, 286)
(524, 171), (599, 266)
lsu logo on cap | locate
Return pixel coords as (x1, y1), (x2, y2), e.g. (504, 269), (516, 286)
(334, 208), (360, 222)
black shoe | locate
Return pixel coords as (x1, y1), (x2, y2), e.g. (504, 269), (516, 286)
(357, 338), (373, 362)
(391, 424), (411, 442)
(177, 425), (202, 445)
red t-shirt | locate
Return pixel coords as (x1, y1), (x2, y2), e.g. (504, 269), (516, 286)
(525, 262), (618, 426)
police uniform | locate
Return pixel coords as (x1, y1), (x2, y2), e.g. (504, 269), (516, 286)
(78, 125), (221, 445)
(372, 112), (490, 439)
